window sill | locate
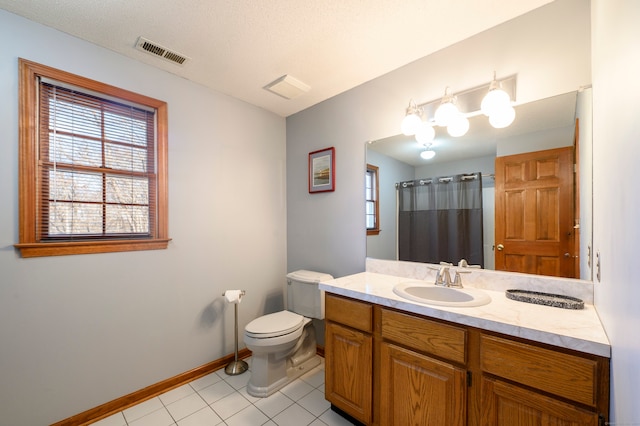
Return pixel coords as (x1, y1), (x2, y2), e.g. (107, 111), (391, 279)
(14, 238), (171, 258)
(367, 229), (381, 236)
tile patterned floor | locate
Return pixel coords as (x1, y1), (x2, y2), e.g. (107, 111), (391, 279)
(92, 357), (357, 426)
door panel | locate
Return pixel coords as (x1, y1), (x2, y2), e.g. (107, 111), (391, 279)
(325, 322), (372, 424)
(380, 342), (466, 426)
(495, 147), (575, 277)
(481, 378), (598, 426)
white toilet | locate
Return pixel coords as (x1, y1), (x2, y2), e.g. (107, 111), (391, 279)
(244, 270), (333, 397)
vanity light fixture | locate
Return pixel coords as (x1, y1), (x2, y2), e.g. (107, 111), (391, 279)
(434, 88), (469, 137)
(434, 87), (459, 128)
(447, 113), (470, 137)
(401, 100), (422, 136)
(415, 120), (436, 144)
(400, 74), (516, 151)
(481, 73), (511, 116)
(481, 72), (516, 128)
(489, 104), (516, 128)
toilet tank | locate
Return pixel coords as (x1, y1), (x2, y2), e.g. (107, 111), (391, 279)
(286, 270), (333, 320)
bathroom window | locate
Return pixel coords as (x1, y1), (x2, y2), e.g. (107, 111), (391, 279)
(15, 59), (170, 257)
(366, 164), (380, 235)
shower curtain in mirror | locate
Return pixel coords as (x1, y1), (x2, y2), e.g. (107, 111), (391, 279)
(397, 173), (484, 267)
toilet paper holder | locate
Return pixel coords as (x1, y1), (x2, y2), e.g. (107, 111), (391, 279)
(223, 289), (248, 375)
(221, 290), (246, 296)
(222, 289), (245, 303)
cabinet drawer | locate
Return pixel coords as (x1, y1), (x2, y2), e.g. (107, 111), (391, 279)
(480, 334), (598, 407)
(381, 309), (466, 365)
(325, 294), (372, 333)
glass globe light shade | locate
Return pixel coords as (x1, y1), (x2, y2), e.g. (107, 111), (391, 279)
(434, 101), (459, 127)
(401, 113), (422, 136)
(415, 122), (435, 144)
(489, 105), (516, 128)
(481, 88), (511, 117)
(447, 114), (469, 137)
(420, 149), (436, 160)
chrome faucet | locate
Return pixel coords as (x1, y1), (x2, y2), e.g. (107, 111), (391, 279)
(434, 261), (470, 288)
(435, 265), (452, 287)
(434, 262), (454, 287)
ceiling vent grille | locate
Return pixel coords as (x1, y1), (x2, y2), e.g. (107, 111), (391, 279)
(264, 75), (310, 100)
(135, 37), (190, 66)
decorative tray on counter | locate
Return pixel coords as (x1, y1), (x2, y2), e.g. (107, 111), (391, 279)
(505, 289), (585, 310)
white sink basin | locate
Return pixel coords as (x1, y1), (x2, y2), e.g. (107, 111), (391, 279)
(393, 281), (491, 307)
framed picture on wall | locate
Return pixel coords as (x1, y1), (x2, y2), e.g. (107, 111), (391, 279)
(308, 147), (335, 193)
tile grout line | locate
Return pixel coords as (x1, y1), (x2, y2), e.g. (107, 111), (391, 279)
(99, 359), (346, 426)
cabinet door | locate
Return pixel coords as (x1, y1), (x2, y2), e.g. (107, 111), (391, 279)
(380, 342), (466, 426)
(325, 322), (372, 424)
(481, 377), (599, 426)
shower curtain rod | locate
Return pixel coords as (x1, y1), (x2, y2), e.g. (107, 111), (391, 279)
(396, 173), (494, 189)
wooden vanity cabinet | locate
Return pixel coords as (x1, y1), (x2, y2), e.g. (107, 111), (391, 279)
(379, 309), (467, 426)
(325, 294), (373, 424)
(481, 378), (599, 425)
(324, 294), (610, 426)
(480, 334), (609, 426)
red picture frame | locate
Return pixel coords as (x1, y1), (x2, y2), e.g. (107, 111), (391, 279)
(308, 147), (335, 193)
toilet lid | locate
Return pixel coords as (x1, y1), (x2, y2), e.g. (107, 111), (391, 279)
(245, 311), (304, 338)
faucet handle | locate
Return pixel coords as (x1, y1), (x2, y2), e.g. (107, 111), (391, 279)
(451, 270), (472, 288)
(457, 258), (482, 269)
(430, 262), (455, 286)
(435, 265), (452, 286)
(452, 271), (463, 287)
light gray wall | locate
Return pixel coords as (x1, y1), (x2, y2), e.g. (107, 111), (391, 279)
(496, 124), (575, 156)
(365, 149), (414, 260)
(413, 124), (574, 177)
(591, 0), (640, 422)
(286, 100), (371, 278)
(0, 10), (286, 426)
(287, 0), (591, 280)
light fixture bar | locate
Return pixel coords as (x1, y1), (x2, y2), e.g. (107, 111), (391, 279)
(418, 75), (516, 122)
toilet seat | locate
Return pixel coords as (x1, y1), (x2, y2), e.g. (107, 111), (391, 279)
(245, 310), (304, 339)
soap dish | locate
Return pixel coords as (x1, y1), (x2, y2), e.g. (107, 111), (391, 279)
(505, 289), (584, 310)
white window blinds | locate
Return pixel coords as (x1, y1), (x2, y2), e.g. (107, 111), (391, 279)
(38, 80), (157, 240)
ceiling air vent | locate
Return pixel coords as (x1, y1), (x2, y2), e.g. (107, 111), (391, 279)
(264, 75), (310, 100)
(135, 37), (190, 66)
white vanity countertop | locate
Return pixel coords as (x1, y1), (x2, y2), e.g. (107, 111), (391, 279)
(319, 272), (611, 358)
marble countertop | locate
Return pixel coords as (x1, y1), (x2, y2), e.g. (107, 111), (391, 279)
(319, 271), (611, 358)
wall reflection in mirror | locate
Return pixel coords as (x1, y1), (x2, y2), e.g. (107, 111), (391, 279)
(366, 89), (593, 281)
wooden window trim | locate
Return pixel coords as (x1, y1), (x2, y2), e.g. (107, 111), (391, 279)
(366, 164), (380, 236)
(15, 59), (170, 257)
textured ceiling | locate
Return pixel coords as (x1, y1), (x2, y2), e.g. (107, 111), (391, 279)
(0, 0), (553, 117)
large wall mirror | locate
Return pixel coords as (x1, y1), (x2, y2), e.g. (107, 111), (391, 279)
(366, 89), (593, 281)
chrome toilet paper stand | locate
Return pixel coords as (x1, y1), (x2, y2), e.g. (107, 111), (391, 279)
(223, 290), (248, 375)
